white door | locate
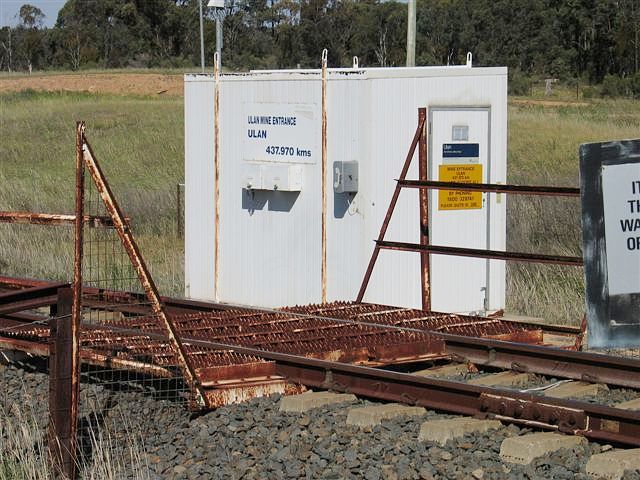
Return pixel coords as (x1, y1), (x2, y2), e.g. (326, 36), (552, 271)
(429, 108), (490, 313)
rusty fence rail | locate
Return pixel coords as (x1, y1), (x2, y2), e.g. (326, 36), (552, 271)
(357, 107), (583, 310)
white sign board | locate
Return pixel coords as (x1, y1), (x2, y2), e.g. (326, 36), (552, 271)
(602, 162), (640, 295)
(243, 103), (318, 164)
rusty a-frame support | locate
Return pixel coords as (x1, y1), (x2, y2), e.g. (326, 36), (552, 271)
(356, 108), (431, 310)
(47, 122), (207, 479)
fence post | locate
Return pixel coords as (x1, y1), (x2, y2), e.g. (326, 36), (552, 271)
(418, 108), (431, 311)
(48, 287), (78, 480)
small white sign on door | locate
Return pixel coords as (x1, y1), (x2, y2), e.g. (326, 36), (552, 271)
(602, 162), (640, 295)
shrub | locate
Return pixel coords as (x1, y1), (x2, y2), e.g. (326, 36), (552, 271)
(631, 72), (640, 99)
(581, 85), (597, 100)
(600, 74), (633, 98)
(509, 69), (532, 96)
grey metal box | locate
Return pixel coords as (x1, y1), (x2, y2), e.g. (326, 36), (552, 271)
(333, 161), (358, 193)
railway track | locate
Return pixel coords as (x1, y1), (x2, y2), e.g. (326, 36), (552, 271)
(2, 355), (639, 479)
(1, 275), (640, 478)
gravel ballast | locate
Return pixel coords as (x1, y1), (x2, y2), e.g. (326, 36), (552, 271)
(2, 360), (640, 480)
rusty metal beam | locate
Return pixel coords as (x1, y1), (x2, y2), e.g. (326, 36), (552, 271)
(0, 312), (47, 324)
(0, 276), (64, 290)
(398, 180), (581, 197)
(0, 332), (172, 377)
(321, 49), (328, 303)
(377, 241), (583, 266)
(417, 108), (430, 311)
(0, 212), (115, 227)
(0, 283), (68, 315)
(81, 132), (207, 407)
(356, 109), (427, 303)
(0, 277), (225, 316)
(440, 333), (640, 389)
(0, 335), (49, 356)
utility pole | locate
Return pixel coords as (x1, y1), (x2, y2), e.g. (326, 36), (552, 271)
(216, 16), (222, 64)
(406, 0), (416, 67)
(208, 0), (225, 68)
(199, 0), (205, 72)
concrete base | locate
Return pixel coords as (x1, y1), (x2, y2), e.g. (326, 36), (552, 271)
(467, 371), (530, 387)
(543, 333), (578, 348)
(499, 432), (586, 465)
(586, 448), (640, 480)
(615, 398), (640, 410)
(413, 363), (470, 378)
(346, 404), (426, 427)
(418, 418), (502, 445)
(279, 391), (357, 413)
(545, 381), (608, 399)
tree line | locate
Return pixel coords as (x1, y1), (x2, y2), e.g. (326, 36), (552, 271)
(1, 0), (639, 93)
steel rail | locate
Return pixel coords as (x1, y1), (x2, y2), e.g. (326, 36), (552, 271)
(0, 327), (173, 378)
(398, 180), (581, 197)
(440, 333), (640, 388)
(377, 240), (584, 266)
(27, 319), (640, 446)
(0, 283), (69, 315)
(270, 354), (640, 446)
(0, 275), (582, 341)
(177, 334), (640, 446)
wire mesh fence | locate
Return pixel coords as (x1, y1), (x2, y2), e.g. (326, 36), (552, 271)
(0, 348), (51, 480)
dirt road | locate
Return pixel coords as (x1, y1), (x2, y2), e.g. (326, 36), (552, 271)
(0, 72), (184, 96)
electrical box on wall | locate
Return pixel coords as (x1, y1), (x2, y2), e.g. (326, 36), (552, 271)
(263, 164), (303, 191)
(243, 164), (263, 190)
(333, 161), (358, 193)
(242, 164), (303, 191)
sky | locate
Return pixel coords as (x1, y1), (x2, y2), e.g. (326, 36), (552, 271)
(0, 0), (66, 28)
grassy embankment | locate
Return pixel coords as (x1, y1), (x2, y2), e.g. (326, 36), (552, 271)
(1, 86), (638, 322)
(0, 89), (184, 295)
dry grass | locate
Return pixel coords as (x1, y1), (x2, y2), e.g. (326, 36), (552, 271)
(0, 392), (150, 480)
(506, 99), (640, 324)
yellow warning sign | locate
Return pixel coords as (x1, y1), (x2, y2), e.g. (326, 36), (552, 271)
(438, 164), (483, 210)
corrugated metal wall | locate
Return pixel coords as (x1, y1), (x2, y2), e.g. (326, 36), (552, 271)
(185, 67), (508, 311)
(184, 77), (215, 300)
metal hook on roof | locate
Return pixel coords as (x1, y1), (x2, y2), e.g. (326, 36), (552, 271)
(466, 52), (473, 67)
(322, 49), (328, 67)
(352, 56), (359, 69)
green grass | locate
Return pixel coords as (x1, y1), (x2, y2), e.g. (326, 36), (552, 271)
(1, 85), (639, 322)
(0, 90), (184, 295)
(506, 98), (640, 324)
